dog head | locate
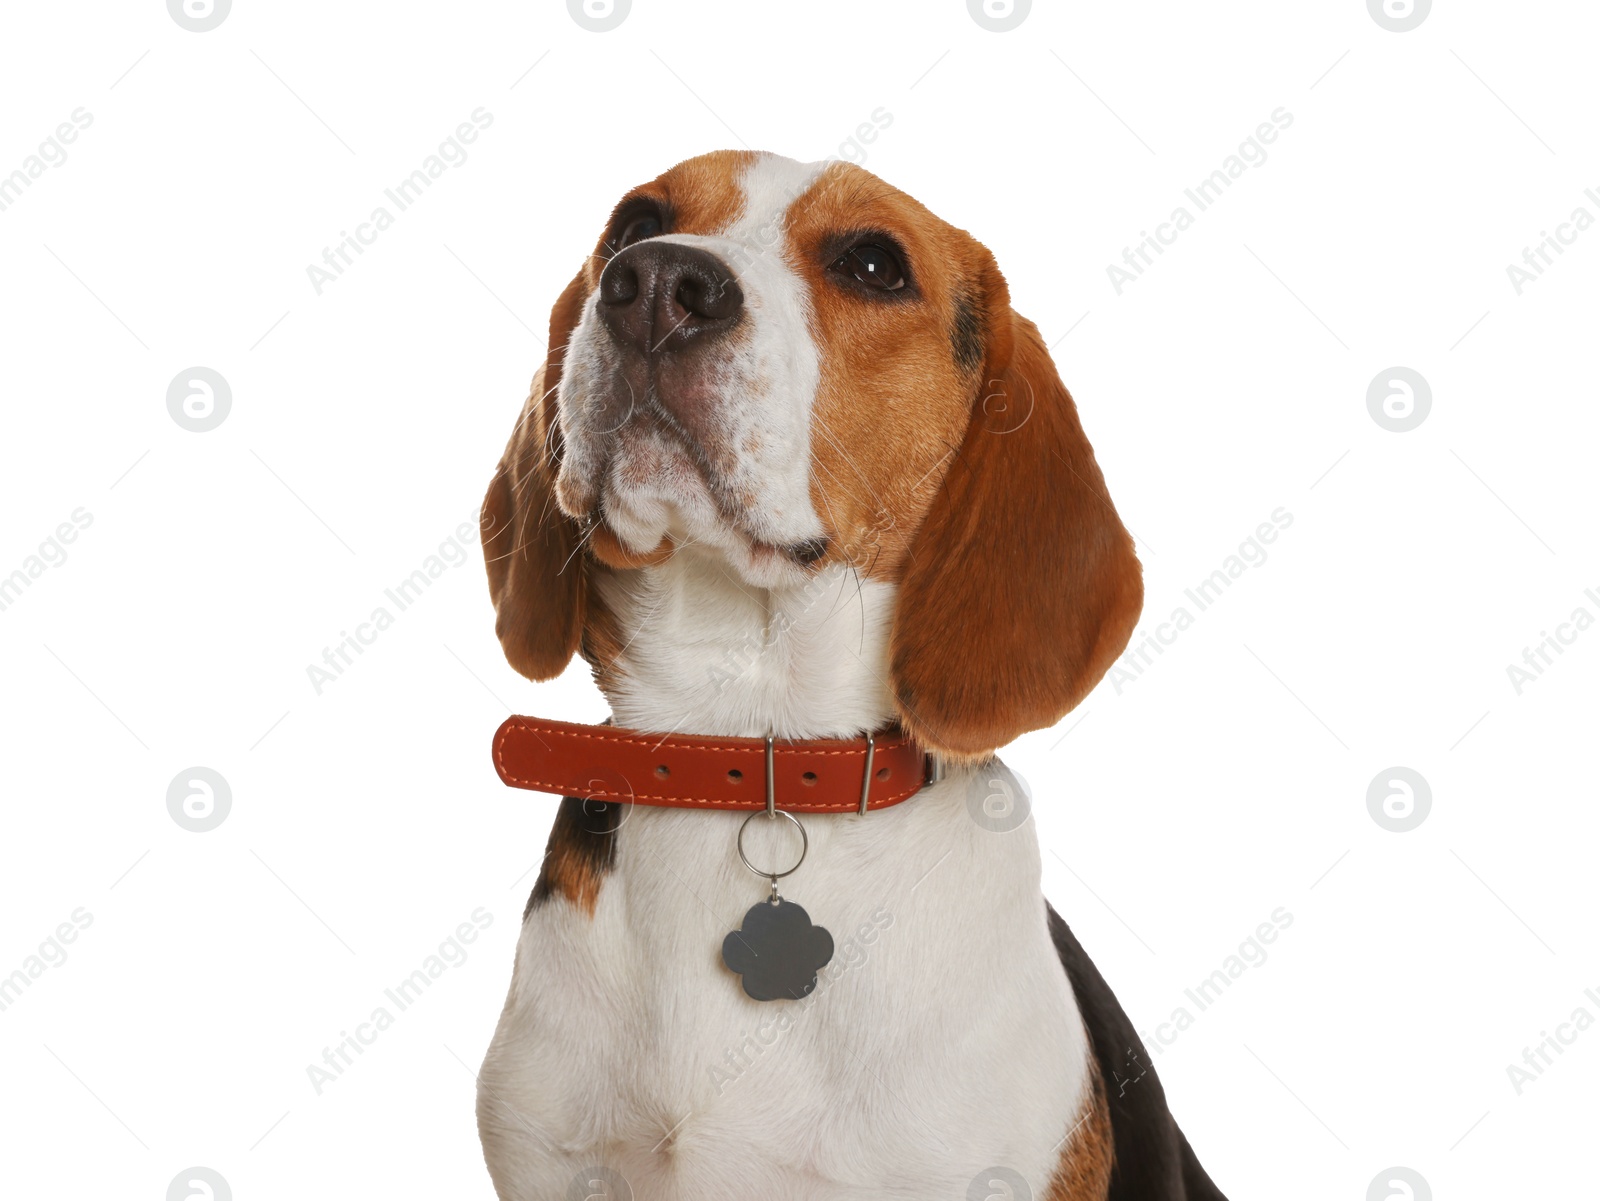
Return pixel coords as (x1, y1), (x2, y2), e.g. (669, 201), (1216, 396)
(482, 151), (1141, 759)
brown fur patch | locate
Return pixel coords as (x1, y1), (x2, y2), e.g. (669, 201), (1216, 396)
(601, 149), (757, 260)
(525, 796), (622, 918)
(1042, 1055), (1115, 1200)
(577, 569), (625, 695)
(588, 525), (675, 570)
(782, 162), (985, 579)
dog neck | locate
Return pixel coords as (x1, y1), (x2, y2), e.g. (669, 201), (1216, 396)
(591, 548), (898, 742)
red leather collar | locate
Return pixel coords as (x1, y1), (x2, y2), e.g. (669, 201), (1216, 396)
(492, 716), (934, 813)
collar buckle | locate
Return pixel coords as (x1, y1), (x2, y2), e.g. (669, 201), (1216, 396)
(856, 733), (876, 816)
(764, 733), (777, 817)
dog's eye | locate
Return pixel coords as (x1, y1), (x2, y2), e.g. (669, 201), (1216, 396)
(832, 243), (906, 292)
(618, 212), (663, 248)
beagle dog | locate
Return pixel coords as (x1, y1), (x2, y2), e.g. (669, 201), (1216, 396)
(476, 151), (1225, 1201)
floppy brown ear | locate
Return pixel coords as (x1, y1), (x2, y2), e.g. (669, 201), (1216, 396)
(890, 306), (1143, 761)
(480, 269), (591, 680)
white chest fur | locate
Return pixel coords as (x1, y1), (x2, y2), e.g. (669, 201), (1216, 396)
(597, 549), (900, 742)
(477, 561), (1093, 1199)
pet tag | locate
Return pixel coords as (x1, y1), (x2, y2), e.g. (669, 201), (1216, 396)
(721, 807), (834, 1001)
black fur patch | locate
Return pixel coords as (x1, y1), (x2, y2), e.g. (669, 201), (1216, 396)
(951, 291), (985, 373)
(1047, 903), (1228, 1200)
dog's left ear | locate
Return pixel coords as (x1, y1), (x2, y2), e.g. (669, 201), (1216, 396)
(480, 269), (591, 680)
(890, 261), (1143, 761)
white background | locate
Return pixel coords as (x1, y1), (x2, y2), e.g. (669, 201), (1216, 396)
(2, 1), (1596, 1197)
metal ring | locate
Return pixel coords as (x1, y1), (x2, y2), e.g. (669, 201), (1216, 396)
(735, 808), (808, 881)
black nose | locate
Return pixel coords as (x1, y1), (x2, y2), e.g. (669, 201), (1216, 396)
(598, 241), (744, 355)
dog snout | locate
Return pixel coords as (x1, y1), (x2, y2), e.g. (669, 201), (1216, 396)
(598, 242), (744, 356)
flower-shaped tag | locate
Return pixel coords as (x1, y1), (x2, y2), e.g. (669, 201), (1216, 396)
(721, 899), (834, 1002)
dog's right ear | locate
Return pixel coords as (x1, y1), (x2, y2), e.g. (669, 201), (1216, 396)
(481, 268), (591, 680)
(889, 253), (1143, 760)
